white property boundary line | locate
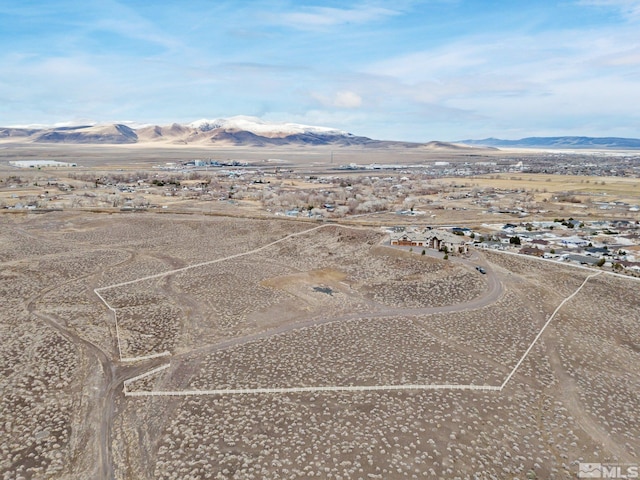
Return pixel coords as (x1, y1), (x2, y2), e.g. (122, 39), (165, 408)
(94, 223), (366, 362)
(122, 271), (602, 397)
(93, 288), (128, 362)
(96, 223), (330, 291)
(124, 384), (502, 396)
(499, 271), (601, 389)
(96, 219), (633, 396)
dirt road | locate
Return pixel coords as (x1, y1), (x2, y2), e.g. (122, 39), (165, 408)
(24, 248), (162, 480)
(168, 246), (504, 383)
(544, 334), (634, 463)
(27, 228), (502, 479)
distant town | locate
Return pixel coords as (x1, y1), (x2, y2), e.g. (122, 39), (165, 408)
(2, 151), (639, 278)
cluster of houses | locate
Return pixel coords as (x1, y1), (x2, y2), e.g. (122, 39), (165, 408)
(480, 219), (640, 273)
(389, 227), (470, 255)
(388, 220), (640, 274)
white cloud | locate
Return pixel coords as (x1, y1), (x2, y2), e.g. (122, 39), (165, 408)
(271, 4), (401, 30)
(363, 24), (640, 98)
(312, 90), (363, 108)
(577, 0), (640, 19)
(36, 57), (100, 78)
(74, 0), (183, 53)
(590, 46), (640, 67)
(365, 46), (488, 83)
(350, 21), (640, 138)
(334, 91), (363, 108)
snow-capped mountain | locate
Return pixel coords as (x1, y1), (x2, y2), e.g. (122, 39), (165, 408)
(187, 116), (349, 137)
(0, 116), (486, 149)
(0, 116), (367, 146)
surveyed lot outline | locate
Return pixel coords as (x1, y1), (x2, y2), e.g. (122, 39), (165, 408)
(94, 224), (610, 396)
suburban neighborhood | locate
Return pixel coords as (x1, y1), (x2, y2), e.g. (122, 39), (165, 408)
(389, 219), (640, 276)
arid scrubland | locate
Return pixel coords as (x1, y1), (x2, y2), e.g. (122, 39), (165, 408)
(0, 217), (110, 478)
(554, 276), (640, 450)
(144, 386), (598, 479)
(1, 210), (638, 479)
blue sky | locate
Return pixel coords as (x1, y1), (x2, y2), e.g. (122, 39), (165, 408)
(1, 0), (639, 141)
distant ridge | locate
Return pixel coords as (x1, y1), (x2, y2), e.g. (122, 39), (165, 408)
(459, 136), (640, 149)
(33, 124), (138, 144)
(0, 116), (492, 150)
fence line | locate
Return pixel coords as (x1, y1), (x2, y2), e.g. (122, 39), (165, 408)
(124, 382), (502, 397)
(95, 223), (366, 293)
(94, 223), (370, 363)
(500, 271), (601, 390)
(122, 269), (602, 397)
(123, 363), (171, 390)
(121, 351), (171, 363)
(100, 224), (608, 393)
(93, 288), (123, 361)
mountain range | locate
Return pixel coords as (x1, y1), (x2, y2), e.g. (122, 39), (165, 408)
(459, 136), (640, 149)
(2, 117), (638, 149)
(0, 116), (481, 150)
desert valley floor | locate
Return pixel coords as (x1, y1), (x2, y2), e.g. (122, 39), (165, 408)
(1, 211), (638, 479)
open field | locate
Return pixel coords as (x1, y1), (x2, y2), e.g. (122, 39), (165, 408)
(466, 173), (640, 205)
(1, 208), (638, 479)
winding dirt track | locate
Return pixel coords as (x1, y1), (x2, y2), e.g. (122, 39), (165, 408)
(29, 310), (164, 479)
(544, 334), (634, 463)
(29, 224), (503, 479)
(169, 253), (503, 367)
(111, 228), (503, 388)
(99, 224), (503, 368)
(25, 249), (167, 480)
(25, 219), (638, 478)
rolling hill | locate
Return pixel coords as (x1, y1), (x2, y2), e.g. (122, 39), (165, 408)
(459, 136), (640, 149)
